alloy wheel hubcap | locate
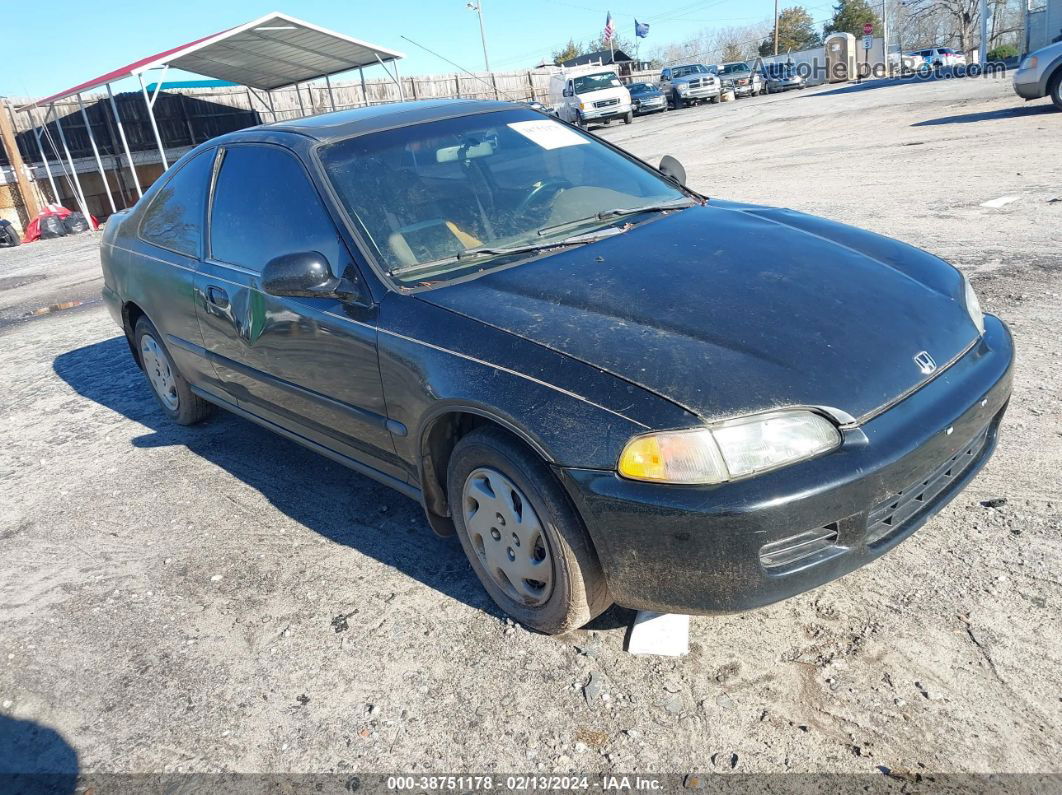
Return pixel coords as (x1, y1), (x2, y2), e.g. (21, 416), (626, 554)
(462, 467), (553, 606)
(140, 334), (179, 411)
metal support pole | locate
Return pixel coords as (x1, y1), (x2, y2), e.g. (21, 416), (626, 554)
(138, 72), (169, 169)
(77, 94), (116, 214)
(265, 90), (278, 122)
(30, 116), (59, 204)
(375, 54), (404, 101)
(52, 105), (94, 223)
(294, 83), (306, 117)
(324, 74), (337, 111)
(106, 84), (142, 198)
(359, 68), (368, 107)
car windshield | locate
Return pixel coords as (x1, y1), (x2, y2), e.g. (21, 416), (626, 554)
(672, 65), (708, 77)
(573, 73), (622, 93)
(721, 63), (751, 75)
(629, 83), (649, 92)
(319, 109), (690, 286)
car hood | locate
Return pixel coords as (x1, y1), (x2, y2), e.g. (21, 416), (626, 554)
(671, 74), (714, 84)
(416, 201), (977, 425)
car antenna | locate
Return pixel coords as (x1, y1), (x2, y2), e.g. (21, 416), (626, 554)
(399, 35), (524, 102)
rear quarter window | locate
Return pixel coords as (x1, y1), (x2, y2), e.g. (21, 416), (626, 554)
(138, 149), (216, 257)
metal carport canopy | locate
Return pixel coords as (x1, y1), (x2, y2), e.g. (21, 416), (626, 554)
(19, 10), (406, 109)
(15, 11), (404, 214)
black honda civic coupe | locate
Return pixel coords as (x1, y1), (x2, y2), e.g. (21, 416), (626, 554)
(100, 99), (1013, 634)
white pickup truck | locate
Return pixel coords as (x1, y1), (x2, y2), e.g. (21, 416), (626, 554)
(658, 64), (721, 108)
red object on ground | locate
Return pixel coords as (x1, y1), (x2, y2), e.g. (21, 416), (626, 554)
(20, 205), (98, 243)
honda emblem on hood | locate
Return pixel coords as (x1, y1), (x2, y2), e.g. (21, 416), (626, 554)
(914, 351), (937, 375)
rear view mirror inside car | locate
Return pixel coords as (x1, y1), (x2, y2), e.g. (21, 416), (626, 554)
(436, 140), (495, 163)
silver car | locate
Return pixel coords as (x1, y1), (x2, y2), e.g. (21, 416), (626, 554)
(761, 63), (806, 93)
(1013, 40), (1062, 110)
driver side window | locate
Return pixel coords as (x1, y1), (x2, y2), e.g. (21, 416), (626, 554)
(209, 145), (343, 274)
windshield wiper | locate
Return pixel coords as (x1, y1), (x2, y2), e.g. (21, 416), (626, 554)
(389, 227), (627, 280)
(537, 197), (697, 237)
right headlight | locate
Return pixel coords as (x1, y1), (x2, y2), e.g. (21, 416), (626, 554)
(961, 272), (986, 336)
(618, 410), (842, 485)
(676, 83), (689, 93)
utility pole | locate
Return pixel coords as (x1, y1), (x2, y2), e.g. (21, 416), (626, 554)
(774, 0), (780, 55)
(882, 0), (890, 74)
(467, 2), (491, 73)
(0, 100), (41, 226)
(979, 0), (988, 66)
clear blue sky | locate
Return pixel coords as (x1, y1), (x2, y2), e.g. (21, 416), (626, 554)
(1, 0), (841, 99)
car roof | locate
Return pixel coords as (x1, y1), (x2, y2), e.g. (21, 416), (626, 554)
(245, 98), (517, 143)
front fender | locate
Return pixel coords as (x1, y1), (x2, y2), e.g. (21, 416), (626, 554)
(377, 293), (697, 477)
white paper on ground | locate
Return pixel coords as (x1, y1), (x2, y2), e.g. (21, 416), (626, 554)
(980, 195), (1020, 208)
(626, 611), (689, 656)
(507, 120), (590, 150)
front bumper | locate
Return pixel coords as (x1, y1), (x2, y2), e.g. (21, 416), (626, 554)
(557, 314), (1014, 614)
(675, 85), (720, 101)
(582, 103), (632, 121)
(633, 98), (667, 114)
(1013, 68), (1043, 100)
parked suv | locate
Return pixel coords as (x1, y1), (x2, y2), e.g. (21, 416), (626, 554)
(1013, 40), (1062, 110)
(718, 62), (762, 97)
(658, 64), (721, 108)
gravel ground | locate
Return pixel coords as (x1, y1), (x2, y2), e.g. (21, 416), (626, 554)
(1, 73), (1060, 778)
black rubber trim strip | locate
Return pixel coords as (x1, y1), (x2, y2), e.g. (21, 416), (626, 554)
(189, 385), (422, 503)
(167, 334), (406, 436)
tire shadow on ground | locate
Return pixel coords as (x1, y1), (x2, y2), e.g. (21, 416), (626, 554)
(52, 335), (506, 624)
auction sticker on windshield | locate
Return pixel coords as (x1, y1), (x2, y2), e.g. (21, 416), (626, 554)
(507, 120), (590, 150)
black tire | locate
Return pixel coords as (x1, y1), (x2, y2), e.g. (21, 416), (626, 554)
(447, 426), (610, 635)
(671, 89), (682, 109)
(0, 221), (19, 247)
(133, 316), (214, 425)
(623, 110), (633, 124)
(575, 111), (587, 129)
(1050, 69), (1062, 111)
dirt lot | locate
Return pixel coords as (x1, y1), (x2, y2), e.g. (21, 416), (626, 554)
(1, 73), (1060, 779)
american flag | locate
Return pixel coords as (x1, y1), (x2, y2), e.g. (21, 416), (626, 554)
(603, 11), (614, 41)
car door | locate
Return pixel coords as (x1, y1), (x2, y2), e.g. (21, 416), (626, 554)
(131, 148), (219, 393)
(194, 142), (404, 479)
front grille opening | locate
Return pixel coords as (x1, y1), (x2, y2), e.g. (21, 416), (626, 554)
(866, 425), (990, 547)
(760, 524), (840, 571)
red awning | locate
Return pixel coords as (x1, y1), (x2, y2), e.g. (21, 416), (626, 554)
(19, 11), (404, 110)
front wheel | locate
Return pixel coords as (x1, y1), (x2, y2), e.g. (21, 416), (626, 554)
(447, 427), (610, 635)
(623, 110), (633, 124)
(1050, 70), (1062, 111)
(134, 317), (214, 425)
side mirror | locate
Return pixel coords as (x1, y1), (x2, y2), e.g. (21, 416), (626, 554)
(562, 88), (571, 97)
(658, 155), (687, 186)
(261, 251), (357, 302)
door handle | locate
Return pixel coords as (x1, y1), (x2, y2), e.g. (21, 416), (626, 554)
(207, 286), (229, 309)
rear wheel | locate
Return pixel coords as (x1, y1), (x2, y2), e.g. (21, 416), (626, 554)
(134, 317), (214, 425)
(447, 427), (610, 635)
(1050, 70), (1062, 111)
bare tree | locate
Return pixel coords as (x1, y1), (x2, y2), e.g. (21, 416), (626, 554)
(901, 0), (979, 56)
